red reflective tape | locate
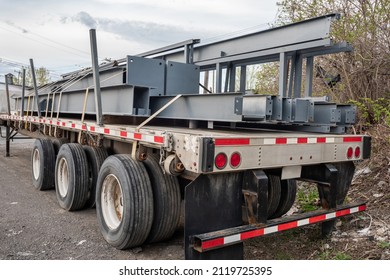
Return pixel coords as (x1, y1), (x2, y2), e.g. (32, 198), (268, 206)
(104, 128), (110, 134)
(134, 133), (142, 140)
(50, 120), (53, 124)
(317, 137), (326, 143)
(278, 221), (298, 231)
(81, 125), (86, 130)
(71, 123), (76, 128)
(359, 205), (366, 211)
(62, 122), (65, 127)
(154, 136), (164, 143)
(309, 214), (326, 224)
(90, 126), (95, 132)
(298, 138), (308, 144)
(343, 137), (362, 143)
(57, 121), (60, 126)
(275, 138), (287, 144)
(202, 238), (225, 250)
(120, 131), (128, 137)
(241, 229), (264, 241)
(336, 209), (351, 217)
(215, 138), (250, 146)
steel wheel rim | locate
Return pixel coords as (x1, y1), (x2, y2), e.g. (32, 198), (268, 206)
(101, 174), (124, 230)
(32, 148), (41, 180)
(57, 158), (69, 197)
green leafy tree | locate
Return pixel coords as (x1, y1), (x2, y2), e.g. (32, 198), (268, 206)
(25, 67), (51, 87)
(12, 67), (51, 87)
(273, 0), (390, 126)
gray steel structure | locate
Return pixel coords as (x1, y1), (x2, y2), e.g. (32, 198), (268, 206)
(13, 13), (354, 133)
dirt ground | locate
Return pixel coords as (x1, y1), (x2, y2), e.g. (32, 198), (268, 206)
(0, 129), (389, 260)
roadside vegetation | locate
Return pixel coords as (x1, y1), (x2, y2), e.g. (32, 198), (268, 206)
(246, 0), (390, 260)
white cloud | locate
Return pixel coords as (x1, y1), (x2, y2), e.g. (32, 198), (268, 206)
(0, 0), (279, 81)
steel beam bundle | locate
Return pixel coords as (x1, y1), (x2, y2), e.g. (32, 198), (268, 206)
(11, 13), (355, 133)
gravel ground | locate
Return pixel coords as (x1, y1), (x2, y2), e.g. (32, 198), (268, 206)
(0, 137), (184, 260)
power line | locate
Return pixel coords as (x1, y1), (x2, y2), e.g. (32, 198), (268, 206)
(4, 21), (91, 57)
(0, 23), (92, 60)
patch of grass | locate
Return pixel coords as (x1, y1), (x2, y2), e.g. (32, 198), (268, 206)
(297, 186), (320, 212)
(319, 250), (352, 260)
(334, 252), (352, 260)
(378, 241), (390, 249)
(319, 251), (330, 260)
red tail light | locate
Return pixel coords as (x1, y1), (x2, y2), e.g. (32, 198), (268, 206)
(354, 147), (361, 158)
(230, 152), (241, 168)
(347, 147), (353, 159)
(215, 153), (228, 169)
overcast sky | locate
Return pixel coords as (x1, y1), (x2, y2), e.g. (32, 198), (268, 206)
(0, 0), (279, 81)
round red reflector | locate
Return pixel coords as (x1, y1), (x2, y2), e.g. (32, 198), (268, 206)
(215, 153), (227, 169)
(230, 152), (241, 168)
(347, 147), (353, 159)
(354, 147), (361, 158)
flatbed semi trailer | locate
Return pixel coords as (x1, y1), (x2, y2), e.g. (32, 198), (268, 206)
(0, 14), (371, 259)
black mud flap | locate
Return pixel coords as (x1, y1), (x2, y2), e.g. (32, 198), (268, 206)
(301, 162), (355, 236)
(185, 173), (243, 260)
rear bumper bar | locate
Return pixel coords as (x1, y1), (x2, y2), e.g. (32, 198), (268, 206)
(192, 201), (366, 252)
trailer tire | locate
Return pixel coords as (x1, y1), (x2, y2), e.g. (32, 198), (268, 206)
(267, 174), (282, 218)
(96, 155), (153, 249)
(269, 179), (297, 219)
(55, 143), (89, 211)
(31, 138), (55, 191)
(83, 146), (108, 209)
(143, 153), (181, 243)
(52, 138), (69, 156)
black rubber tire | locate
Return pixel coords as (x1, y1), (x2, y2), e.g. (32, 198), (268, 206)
(143, 153), (181, 243)
(55, 143), (89, 211)
(267, 174), (282, 218)
(31, 138), (55, 191)
(96, 155), (153, 249)
(52, 138), (69, 156)
(269, 179), (297, 219)
(83, 146), (108, 209)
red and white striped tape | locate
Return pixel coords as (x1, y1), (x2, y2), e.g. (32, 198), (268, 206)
(4, 115), (165, 146)
(199, 204), (366, 251)
(214, 136), (362, 146)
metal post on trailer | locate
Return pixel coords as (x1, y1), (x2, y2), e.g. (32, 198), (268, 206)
(4, 74), (11, 157)
(5, 74), (11, 115)
(21, 68), (26, 117)
(89, 29), (103, 126)
(29, 59), (41, 118)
